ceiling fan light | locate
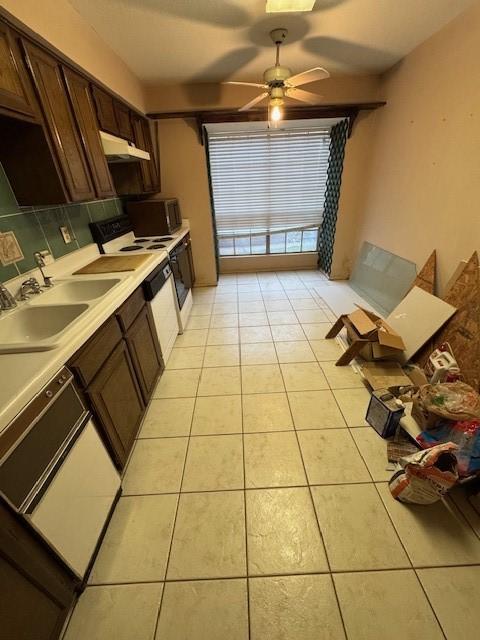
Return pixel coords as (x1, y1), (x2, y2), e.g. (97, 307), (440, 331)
(270, 105), (283, 121)
(266, 0), (315, 13)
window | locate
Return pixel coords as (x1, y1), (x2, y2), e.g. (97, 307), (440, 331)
(207, 126), (332, 256)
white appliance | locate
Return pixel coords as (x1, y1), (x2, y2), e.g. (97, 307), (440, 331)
(90, 215), (192, 343)
(0, 369), (120, 578)
(143, 259), (180, 364)
(100, 130), (150, 163)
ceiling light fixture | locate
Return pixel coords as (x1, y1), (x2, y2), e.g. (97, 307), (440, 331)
(266, 0), (316, 13)
(268, 95), (284, 127)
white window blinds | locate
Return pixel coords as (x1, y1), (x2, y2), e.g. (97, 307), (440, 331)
(207, 127), (331, 237)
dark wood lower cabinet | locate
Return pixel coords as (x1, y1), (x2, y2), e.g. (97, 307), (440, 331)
(126, 305), (164, 404)
(69, 286), (164, 469)
(0, 500), (79, 640)
(87, 340), (145, 468)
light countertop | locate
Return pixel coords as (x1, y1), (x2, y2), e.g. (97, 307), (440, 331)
(0, 224), (190, 435)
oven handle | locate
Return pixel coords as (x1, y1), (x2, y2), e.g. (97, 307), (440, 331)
(21, 411), (91, 515)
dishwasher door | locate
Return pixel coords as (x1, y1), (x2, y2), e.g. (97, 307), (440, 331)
(149, 274), (180, 364)
(27, 418), (120, 578)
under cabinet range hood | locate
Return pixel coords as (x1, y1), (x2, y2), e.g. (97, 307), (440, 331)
(100, 130), (150, 163)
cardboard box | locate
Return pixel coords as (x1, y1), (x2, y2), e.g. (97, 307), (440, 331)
(361, 362), (412, 390)
(348, 307), (405, 361)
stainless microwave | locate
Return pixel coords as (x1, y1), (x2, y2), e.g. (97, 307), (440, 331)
(126, 198), (182, 236)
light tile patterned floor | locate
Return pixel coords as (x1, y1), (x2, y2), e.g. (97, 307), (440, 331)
(64, 270), (480, 640)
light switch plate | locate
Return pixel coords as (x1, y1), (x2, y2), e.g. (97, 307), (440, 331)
(60, 225), (73, 244)
(0, 231), (24, 265)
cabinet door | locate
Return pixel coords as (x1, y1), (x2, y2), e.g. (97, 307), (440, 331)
(63, 67), (116, 198)
(91, 86), (118, 135)
(131, 112), (154, 193)
(87, 340), (144, 468)
(0, 499), (79, 640)
(142, 118), (160, 191)
(114, 100), (133, 140)
(0, 24), (36, 119)
(126, 305), (164, 403)
(22, 41), (96, 202)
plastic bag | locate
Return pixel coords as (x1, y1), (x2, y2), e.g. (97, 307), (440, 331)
(413, 382), (480, 428)
(389, 442), (458, 504)
(417, 420), (480, 476)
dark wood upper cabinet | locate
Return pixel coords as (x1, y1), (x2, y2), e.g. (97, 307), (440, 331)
(91, 85), (118, 136)
(0, 24), (37, 121)
(132, 112), (155, 193)
(114, 99), (133, 140)
(125, 305), (164, 403)
(0, 499), (79, 640)
(22, 40), (96, 202)
(143, 117), (160, 192)
(87, 340), (145, 468)
(62, 67), (116, 199)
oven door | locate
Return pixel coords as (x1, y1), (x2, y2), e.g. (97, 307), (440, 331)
(170, 241), (191, 309)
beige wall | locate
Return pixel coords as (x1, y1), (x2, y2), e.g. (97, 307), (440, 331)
(150, 76), (381, 281)
(329, 109), (379, 279)
(2, 0), (146, 110)
(352, 2), (480, 292)
(157, 119), (218, 285)
(145, 75), (381, 113)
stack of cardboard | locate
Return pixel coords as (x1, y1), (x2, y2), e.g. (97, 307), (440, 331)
(325, 306), (405, 365)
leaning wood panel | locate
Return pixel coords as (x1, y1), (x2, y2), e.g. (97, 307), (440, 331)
(407, 250), (436, 295)
(432, 252), (480, 390)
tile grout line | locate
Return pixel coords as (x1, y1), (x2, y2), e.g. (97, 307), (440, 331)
(349, 429), (448, 639)
(151, 349), (204, 640)
(238, 281), (252, 640)
(86, 558), (480, 588)
(276, 323), (351, 640)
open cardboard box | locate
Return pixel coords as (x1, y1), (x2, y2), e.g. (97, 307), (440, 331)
(348, 307), (406, 361)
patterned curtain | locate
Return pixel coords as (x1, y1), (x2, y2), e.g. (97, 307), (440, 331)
(317, 119), (349, 276)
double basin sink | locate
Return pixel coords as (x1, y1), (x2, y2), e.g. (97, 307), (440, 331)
(0, 278), (122, 354)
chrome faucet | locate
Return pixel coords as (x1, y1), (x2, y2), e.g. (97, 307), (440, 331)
(0, 283), (17, 311)
(17, 277), (42, 300)
(33, 251), (53, 287)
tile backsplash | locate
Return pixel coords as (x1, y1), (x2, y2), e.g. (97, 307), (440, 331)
(0, 164), (122, 283)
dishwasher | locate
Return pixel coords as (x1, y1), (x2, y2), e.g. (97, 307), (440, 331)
(0, 368), (120, 579)
(143, 257), (180, 364)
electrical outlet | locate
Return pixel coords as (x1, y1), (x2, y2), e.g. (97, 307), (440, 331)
(60, 225), (73, 244)
(37, 249), (54, 265)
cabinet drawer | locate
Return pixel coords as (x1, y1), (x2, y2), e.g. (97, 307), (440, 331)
(69, 316), (122, 387)
(115, 286), (145, 332)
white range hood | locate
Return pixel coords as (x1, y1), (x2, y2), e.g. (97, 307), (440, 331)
(100, 130), (150, 163)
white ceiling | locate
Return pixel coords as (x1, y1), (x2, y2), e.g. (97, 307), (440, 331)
(68, 0), (474, 84)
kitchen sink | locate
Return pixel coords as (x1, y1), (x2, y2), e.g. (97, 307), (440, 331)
(0, 304), (89, 353)
(28, 278), (122, 305)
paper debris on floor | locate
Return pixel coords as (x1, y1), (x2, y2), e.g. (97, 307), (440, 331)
(386, 286), (456, 361)
(361, 362), (412, 390)
(387, 430), (420, 463)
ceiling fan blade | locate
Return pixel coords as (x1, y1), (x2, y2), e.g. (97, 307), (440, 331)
(239, 92), (269, 112)
(286, 88), (322, 104)
(223, 81), (267, 89)
(287, 67), (330, 87)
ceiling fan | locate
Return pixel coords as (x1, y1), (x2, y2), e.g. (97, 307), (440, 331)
(223, 28), (330, 121)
